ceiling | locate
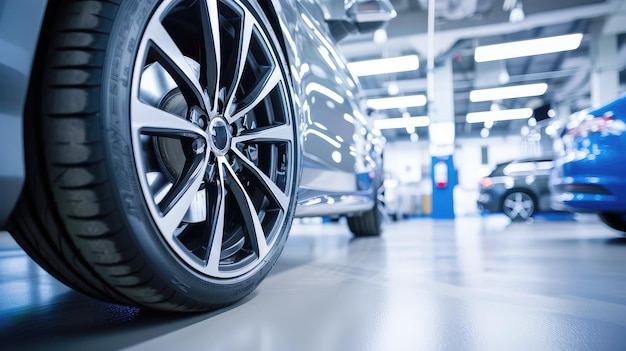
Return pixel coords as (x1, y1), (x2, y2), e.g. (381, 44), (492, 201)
(330, 0), (626, 141)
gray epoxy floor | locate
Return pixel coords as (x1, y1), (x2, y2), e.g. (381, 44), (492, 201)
(3, 214), (626, 350)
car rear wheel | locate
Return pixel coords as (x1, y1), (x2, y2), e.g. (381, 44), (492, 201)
(502, 190), (535, 221)
(347, 176), (385, 237)
(8, 0), (299, 312)
(598, 213), (626, 232)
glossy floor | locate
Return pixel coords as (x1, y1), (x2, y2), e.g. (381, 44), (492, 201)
(2, 214), (626, 350)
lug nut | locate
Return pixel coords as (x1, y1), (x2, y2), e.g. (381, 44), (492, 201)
(198, 115), (208, 129)
(192, 138), (206, 154)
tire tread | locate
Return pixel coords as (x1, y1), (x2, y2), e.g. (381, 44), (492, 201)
(347, 206), (382, 237)
(8, 0), (214, 312)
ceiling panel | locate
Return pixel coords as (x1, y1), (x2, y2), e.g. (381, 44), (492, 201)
(334, 0), (626, 141)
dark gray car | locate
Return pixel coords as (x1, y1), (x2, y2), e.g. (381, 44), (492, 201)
(0, 0), (394, 312)
(477, 156), (555, 221)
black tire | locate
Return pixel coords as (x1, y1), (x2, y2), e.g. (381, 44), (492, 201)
(598, 213), (626, 232)
(347, 178), (385, 237)
(502, 190), (536, 221)
(8, 0), (299, 312)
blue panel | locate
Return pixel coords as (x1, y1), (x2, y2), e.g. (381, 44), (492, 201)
(431, 156), (455, 219)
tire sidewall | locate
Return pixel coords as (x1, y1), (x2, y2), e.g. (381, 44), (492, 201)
(101, 0), (297, 305)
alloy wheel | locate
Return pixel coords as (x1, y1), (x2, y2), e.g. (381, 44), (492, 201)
(130, 0), (296, 278)
(503, 191), (535, 221)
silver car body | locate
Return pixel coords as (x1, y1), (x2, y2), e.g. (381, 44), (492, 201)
(0, 0), (48, 226)
(275, 0), (382, 217)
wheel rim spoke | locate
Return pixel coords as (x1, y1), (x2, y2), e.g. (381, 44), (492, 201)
(221, 157), (270, 259)
(223, 9), (255, 118)
(131, 97), (207, 138)
(182, 189), (208, 223)
(232, 123), (293, 144)
(231, 147), (289, 211)
(199, 0), (221, 112)
(143, 13), (206, 110)
(205, 164), (227, 274)
(227, 68), (281, 124)
(154, 159), (207, 238)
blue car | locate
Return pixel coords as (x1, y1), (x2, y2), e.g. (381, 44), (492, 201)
(550, 95), (626, 232)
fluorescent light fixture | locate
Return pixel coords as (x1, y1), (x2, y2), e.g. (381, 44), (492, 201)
(348, 55), (419, 76)
(474, 33), (583, 62)
(367, 94), (427, 110)
(466, 108), (533, 123)
(374, 116), (430, 130)
(470, 83), (548, 102)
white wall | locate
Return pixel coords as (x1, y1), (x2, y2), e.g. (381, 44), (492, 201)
(454, 135), (527, 190)
(383, 140), (429, 183)
(384, 135), (528, 190)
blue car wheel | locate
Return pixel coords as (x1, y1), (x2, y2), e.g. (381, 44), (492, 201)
(599, 213), (626, 233)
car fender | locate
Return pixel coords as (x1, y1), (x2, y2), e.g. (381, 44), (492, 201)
(0, 0), (48, 227)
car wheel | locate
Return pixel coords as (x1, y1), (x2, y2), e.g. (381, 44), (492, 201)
(598, 213), (626, 232)
(502, 190), (535, 221)
(347, 176), (385, 237)
(8, 0), (299, 312)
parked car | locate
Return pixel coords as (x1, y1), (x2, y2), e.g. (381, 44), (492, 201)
(477, 156), (555, 221)
(550, 94), (626, 232)
(0, 0), (394, 312)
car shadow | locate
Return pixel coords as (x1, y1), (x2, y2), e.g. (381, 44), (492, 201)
(606, 237), (626, 246)
(0, 288), (255, 351)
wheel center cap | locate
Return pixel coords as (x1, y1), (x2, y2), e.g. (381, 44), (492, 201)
(208, 117), (231, 156)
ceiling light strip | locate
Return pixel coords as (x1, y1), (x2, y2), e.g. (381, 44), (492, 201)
(474, 33), (583, 62)
(348, 55), (419, 77)
(466, 108), (533, 123)
(367, 94), (427, 110)
(374, 116), (430, 129)
(469, 83), (548, 102)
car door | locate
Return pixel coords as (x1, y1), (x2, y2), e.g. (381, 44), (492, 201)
(292, 0), (376, 195)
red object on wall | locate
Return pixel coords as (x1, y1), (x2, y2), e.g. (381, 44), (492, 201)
(434, 161), (448, 188)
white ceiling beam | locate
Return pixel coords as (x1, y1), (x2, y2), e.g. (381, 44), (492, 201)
(339, 1), (616, 60)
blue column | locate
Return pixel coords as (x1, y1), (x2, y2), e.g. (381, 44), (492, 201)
(431, 155), (455, 219)
(427, 57), (456, 219)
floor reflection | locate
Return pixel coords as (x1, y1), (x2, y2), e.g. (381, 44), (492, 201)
(2, 215), (626, 350)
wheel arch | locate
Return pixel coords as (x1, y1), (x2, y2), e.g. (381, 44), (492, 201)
(0, 0), (55, 228)
(256, 1), (287, 49)
(252, 0), (305, 188)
